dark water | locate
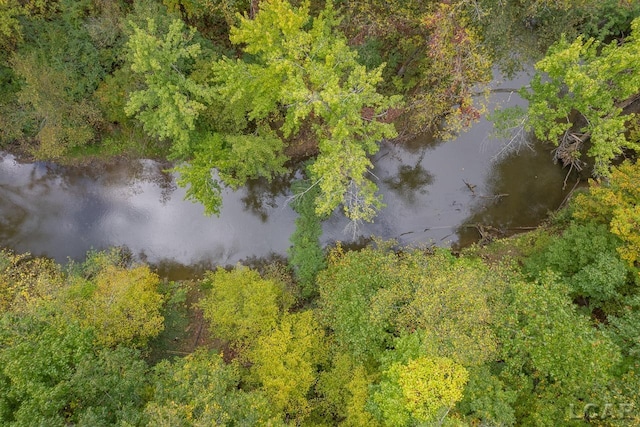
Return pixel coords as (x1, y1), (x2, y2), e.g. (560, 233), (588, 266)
(0, 71), (574, 275)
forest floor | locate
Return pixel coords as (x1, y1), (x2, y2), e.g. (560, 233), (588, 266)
(147, 280), (217, 364)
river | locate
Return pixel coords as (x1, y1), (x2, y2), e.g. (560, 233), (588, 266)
(0, 71), (574, 277)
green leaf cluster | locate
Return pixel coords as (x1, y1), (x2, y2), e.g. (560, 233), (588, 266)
(496, 276), (621, 424)
(126, 18), (213, 154)
(522, 17), (640, 177)
(0, 250), (164, 426)
(145, 349), (279, 425)
(317, 246), (501, 366)
(214, 0), (400, 221)
(573, 160), (640, 269)
(288, 179), (326, 298)
(524, 222), (630, 311)
(198, 265), (326, 423)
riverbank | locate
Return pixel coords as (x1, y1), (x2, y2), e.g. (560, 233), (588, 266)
(1, 167), (638, 425)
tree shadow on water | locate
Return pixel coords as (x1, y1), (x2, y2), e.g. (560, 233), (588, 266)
(241, 173), (296, 222)
(455, 143), (574, 247)
(383, 163), (434, 205)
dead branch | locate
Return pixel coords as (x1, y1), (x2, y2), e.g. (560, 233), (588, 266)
(462, 179), (476, 194)
(557, 177), (582, 211)
(285, 178), (322, 207)
(478, 193), (509, 200)
(490, 113), (532, 161)
(553, 130), (587, 173)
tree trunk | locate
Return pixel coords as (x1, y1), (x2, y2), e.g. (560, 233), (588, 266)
(250, 0), (260, 19)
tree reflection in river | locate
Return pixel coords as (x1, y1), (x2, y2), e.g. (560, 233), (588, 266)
(0, 69), (573, 271)
(382, 141), (435, 205)
(455, 142), (577, 247)
(240, 172), (296, 222)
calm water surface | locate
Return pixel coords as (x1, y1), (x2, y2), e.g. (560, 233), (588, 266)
(0, 71), (574, 273)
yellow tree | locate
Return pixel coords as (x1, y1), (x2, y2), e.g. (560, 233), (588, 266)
(198, 266), (294, 352)
(572, 161), (640, 268)
(370, 356), (469, 425)
(316, 352), (379, 426)
(73, 264), (164, 348)
(248, 311), (326, 421)
(0, 250), (63, 314)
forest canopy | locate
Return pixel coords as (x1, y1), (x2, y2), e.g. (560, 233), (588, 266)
(0, 1), (639, 424)
(1, 161), (639, 425)
(2, 0), (638, 222)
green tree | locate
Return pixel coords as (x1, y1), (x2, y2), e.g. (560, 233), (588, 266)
(0, 0), (57, 53)
(572, 160), (640, 269)
(196, 266), (327, 423)
(64, 346), (149, 426)
(248, 311), (326, 421)
(315, 351), (379, 426)
(457, 365), (517, 426)
(0, 315), (93, 426)
(162, 0), (252, 31)
(212, 0), (400, 222)
(2, 0), (127, 158)
(0, 313), (148, 426)
(391, 252), (500, 366)
(0, 0), (27, 52)
(126, 17), (213, 156)
(523, 222), (630, 312)
(173, 133), (226, 215)
(11, 41), (103, 158)
(609, 294), (640, 358)
(317, 244), (398, 362)
(125, 12), (288, 215)
(497, 276), (621, 424)
(198, 266), (294, 351)
(370, 356), (469, 426)
(515, 17), (640, 177)
(288, 179), (326, 298)
(454, 0), (640, 78)
(578, 0), (640, 41)
(145, 349), (280, 426)
(317, 245), (501, 366)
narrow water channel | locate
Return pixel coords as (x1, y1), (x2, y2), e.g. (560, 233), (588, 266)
(0, 71), (573, 274)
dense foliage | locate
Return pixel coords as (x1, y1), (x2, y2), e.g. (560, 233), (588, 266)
(2, 0), (636, 221)
(494, 15), (640, 178)
(0, 0), (640, 425)
(1, 162), (639, 425)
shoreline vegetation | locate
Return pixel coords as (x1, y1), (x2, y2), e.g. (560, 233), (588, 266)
(0, 160), (639, 425)
(2, 0), (640, 220)
(1, 0), (640, 425)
